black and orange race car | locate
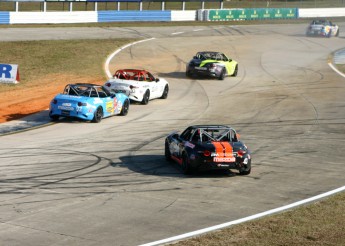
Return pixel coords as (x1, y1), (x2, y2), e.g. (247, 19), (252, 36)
(165, 125), (251, 175)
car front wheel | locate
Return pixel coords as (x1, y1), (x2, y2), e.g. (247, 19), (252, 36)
(181, 153), (192, 175)
(120, 100), (129, 116)
(160, 85), (169, 99)
(232, 64), (238, 77)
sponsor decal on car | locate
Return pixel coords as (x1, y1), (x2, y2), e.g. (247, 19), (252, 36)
(58, 106), (74, 111)
(214, 157), (236, 162)
(211, 152), (234, 157)
(93, 98), (103, 104)
(106, 101), (114, 113)
(184, 142), (195, 149)
(116, 101), (123, 112)
(212, 141), (234, 162)
(195, 67), (207, 70)
(217, 164), (230, 167)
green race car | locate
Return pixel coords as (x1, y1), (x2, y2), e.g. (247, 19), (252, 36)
(186, 51), (238, 80)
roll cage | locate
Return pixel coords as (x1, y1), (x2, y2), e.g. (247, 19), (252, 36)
(63, 84), (112, 98)
(180, 126), (238, 143)
(113, 69), (156, 82)
(194, 52), (230, 62)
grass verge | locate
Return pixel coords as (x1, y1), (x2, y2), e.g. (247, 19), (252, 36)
(0, 38), (135, 92)
(172, 191), (345, 246)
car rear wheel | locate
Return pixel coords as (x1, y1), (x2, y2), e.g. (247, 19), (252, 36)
(160, 85), (169, 99)
(141, 90), (150, 105)
(218, 68), (226, 80)
(92, 107), (103, 123)
(120, 100), (129, 116)
(327, 31), (332, 38)
(49, 114), (59, 121)
(181, 153), (192, 175)
(239, 167), (251, 175)
(186, 70), (192, 77)
(232, 64), (238, 77)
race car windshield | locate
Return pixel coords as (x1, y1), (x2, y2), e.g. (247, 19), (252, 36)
(196, 52), (217, 60)
(312, 20), (326, 25)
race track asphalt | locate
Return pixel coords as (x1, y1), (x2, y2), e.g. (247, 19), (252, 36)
(0, 23), (345, 246)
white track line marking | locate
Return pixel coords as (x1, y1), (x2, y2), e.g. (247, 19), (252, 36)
(171, 32), (184, 35)
(104, 38), (156, 79)
(139, 186), (345, 246)
(328, 62), (345, 78)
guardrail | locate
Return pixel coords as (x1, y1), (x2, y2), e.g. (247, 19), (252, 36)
(0, 7), (345, 24)
(1, 0), (345, 12)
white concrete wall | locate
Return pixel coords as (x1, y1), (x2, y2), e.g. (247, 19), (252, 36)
(10, 11), (98, 24)
(171, 10), (197, 21)
(299, 8), (345, 18)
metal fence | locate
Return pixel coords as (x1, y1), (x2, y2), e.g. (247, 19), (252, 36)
(1, 0), (345, 12)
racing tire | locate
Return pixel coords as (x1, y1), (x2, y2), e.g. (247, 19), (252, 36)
(181, 153), (192, 175)
(165, 141), (172, 162)
(160, 85), (169, 99)
(186, 70), (192, 78)
(141, 90), (150, 105)
(49, 114), (59, 121)
(92, 107), (103, 123)
(218, 68), (226, 80)
(232, 64), (238, 77)
(336, 29), (340, 37)
(120, 100), (129, 116)
(239, 167), (251, 176)
(327, 31), (331, 38)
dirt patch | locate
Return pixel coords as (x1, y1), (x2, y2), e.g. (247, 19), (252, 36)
(0, 74), (103, 123)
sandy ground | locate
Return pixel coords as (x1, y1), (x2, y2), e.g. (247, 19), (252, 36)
(0, 75), (102, 123)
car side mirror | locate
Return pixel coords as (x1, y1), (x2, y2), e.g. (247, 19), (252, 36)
(155, 78), (160, 82)
(193, 56), (198, 59)
(172, 133), (179, 139)
(110, 93), (116, 98)
(229, 58), (232, 62)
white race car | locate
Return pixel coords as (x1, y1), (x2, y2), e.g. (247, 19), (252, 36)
(104, 69), (169, 105)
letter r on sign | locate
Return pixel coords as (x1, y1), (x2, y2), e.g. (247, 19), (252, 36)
(0, 64), (12, 78)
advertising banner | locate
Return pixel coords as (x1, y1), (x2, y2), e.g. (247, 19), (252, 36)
(208, 8), (297, 21)
(0, 64), (20, 84)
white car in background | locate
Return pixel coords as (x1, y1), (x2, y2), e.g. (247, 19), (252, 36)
(104, 69), (169, 105)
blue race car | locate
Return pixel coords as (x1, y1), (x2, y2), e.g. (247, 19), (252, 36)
(49, 83), (130, 123)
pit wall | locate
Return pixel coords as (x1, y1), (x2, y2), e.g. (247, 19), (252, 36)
(0, 8), (344, 24)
